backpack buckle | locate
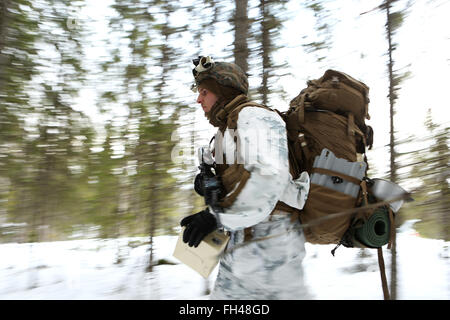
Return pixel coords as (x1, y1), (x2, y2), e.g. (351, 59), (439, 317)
(331, 176), (343, 184)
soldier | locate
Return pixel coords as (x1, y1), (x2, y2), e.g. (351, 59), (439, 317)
(180, 56), (312, 299)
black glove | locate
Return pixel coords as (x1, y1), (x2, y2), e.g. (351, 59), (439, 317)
(180, 208), (217, 248)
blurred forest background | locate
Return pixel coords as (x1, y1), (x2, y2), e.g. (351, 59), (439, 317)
(0, 0), (448, 298)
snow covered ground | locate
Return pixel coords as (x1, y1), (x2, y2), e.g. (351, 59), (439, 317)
(0, 220), (448, 300)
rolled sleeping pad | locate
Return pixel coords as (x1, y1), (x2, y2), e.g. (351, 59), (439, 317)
(355, 207), (390, 248)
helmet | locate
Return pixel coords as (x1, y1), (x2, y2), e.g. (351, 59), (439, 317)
(191, 56), (248, 95)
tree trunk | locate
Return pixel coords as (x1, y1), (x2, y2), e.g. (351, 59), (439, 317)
(0, 0), (9, 91)
(147, 185), (157, 272)
(259, 0), (271, 105)
(233, 0), (249, 74)
(385, 1), (397, 300)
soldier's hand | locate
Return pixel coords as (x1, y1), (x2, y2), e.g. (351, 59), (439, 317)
(180, 208), (217, 247)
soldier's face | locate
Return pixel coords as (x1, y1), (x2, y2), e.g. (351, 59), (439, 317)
(197, 87), (218, 113)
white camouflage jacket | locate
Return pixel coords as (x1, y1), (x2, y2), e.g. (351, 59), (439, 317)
(210, 106), (310, 231)
(208, 106), (312, 300)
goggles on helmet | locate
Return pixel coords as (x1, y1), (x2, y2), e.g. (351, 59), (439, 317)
(193, 56), (215, 76)
(191, 56), (215, 92)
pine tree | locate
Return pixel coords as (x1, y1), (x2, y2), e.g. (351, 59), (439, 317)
(406, 110), (450, 240)
(378, 0), (410, 300)
(106, 0), (185, 272)
(1, 0), (95, 241)
(256, 0), (289, 106)
(302, 0), (334, 64)
(0, 0), (40, 234)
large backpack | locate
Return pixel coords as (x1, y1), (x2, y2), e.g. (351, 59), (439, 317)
(274, 69), (392, 248)
(282, 69), (372, 178)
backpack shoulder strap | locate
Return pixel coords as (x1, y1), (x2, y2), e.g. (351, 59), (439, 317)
(227, 102), (273, 130)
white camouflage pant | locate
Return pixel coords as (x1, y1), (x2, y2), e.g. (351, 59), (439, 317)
(210, 214), (312, 300)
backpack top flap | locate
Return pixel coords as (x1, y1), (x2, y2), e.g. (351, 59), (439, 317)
(321, 70), (370, 100)
(289, 70), (371, 129)
(319, 69), (370, 121)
